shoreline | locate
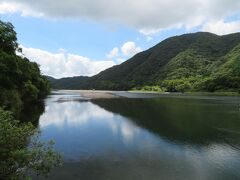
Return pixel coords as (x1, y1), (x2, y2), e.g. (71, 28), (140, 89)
(53, 90), (240, 100)
(59, 90), (119, 99)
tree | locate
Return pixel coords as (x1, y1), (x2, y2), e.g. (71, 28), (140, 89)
(0, 108), (62, 179)
(0, 20), (51, 114)
(22, 81), (40, 102)
(0, 21), (19, 54)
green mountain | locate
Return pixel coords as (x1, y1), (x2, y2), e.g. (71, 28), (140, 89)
(51, 32), (240, 92)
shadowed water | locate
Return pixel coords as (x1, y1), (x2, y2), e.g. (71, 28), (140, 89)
(35, 91), (240, 180)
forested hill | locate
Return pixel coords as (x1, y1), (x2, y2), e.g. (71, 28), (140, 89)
(0, 20), (51, 116)
(52, 32), (240, 92)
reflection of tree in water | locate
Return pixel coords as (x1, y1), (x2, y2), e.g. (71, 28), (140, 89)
(19, 100), (46, 126)
(0, 99), (62, 179)
(92, 98), (240, 146)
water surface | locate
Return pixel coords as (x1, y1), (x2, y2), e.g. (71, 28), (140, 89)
(36, 91), (240, 180)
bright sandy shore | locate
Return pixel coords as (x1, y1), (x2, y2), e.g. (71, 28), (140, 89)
(55, 90), (240, 100)
(62, 90), (119, 99)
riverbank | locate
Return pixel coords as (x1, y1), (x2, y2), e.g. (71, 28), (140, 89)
(59, 90), (119, 99)
(184, 91), (240, 97)
(130, 90), (240, 97)
(53, 90), (163, 99)
(54, 90), (240, 100)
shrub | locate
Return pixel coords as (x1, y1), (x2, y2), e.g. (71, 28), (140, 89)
(0, 108), (62, 179)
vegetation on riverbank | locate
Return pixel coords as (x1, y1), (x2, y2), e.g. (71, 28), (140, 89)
(0, 108), (62, 179)
(0, 21), (50, 116)
(130, 90), (239, 97)
(130, 86), (239, 97)
(131, 85), (166, 92)
(131, 84), (239, 96)
(0, 20), (61, 179)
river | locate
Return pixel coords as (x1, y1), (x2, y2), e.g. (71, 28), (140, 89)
(34, 90), (240, 180)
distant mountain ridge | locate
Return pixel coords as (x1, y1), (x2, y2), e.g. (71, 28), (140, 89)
(49, 32), (240, 92)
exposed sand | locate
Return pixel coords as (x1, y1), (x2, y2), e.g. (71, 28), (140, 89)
(61, 90), (166, 99)
(63, 90), (119, 99)
(54, 90), (240, 101)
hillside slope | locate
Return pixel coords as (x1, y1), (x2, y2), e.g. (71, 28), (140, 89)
(51, 32), (240, 92)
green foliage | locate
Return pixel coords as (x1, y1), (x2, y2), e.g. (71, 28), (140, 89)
(162, 79), (192, 92)
(132, 85), (166, 92)
(0, 21), (19, 54)
(0, 20), (58, 179)
(0, 20), (51, 115)
(0, 88), (22, 115)
(194, 44), (240, 92)
(22, 81), (40, 102)
(163, 49), (211, 79)
(0, 108), (62, 180)
(50, 32), (240, 93)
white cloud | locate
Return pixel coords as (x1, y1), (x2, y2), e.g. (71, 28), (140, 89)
(40, 101), (114, 128)
(0, 2), (20, 14)
(1, 0), (240, 34)
(202, 20), (240, 35)
(106, 47), (119, 59)
(139, 28), (163, 36)
(21, 46), (116, 78)
(121, 41), (142, 57)
(146, 36), (153, 41)
(0, 1), (43, 17)
(106, 41), (142, 62)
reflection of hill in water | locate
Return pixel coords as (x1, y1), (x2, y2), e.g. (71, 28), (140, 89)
(92, 98), (240, 145)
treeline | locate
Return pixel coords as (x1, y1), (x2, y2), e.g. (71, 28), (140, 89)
(0, 20), (50, 116)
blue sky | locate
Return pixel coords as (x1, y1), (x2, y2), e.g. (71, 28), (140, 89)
(0, 0), (240, 78)
(1, 13), (187, 59)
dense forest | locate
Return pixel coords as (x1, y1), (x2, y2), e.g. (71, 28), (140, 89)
(0, 20), (61, 179)
(0, 21), (51, 116)
(50, 32), (240, 93)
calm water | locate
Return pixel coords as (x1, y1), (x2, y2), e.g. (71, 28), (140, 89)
(35, 90), (240, 180)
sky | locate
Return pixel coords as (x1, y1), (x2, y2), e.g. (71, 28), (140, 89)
(0, 0), (240, 78)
